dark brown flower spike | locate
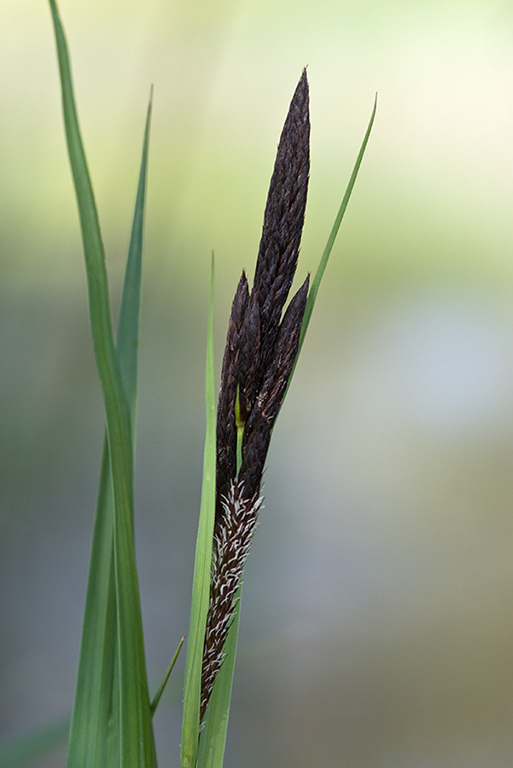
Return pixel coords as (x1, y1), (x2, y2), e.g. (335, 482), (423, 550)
(253, 68), (310, 379)
(215, 273), (250, 515)
(202, 69), (311, 720)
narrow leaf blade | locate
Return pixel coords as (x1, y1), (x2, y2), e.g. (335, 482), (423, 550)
(181, 255), (217, 768)
(150, 635), (186, 716)
(299, 94), (378, 353)
(48, 2), (156, 764)
(66, 96), (153, 764)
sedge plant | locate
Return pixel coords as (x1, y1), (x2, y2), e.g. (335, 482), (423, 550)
(3, 2), (376, 766)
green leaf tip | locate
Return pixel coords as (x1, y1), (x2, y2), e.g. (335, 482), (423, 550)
(151, 636), (186, 716)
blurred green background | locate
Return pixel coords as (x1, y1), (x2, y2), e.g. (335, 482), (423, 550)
(2, 0), (513, 766)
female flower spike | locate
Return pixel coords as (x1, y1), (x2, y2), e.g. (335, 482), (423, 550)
(201, 69), (310, 720)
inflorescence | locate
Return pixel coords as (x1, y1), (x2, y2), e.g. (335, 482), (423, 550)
(200, 69), (311, 720)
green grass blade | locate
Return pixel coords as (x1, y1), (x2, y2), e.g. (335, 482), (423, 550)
(273, 94), (376, 422)
(48, 2), (156, 765)
(181, 255), (217, 768)
(298, 93), (378, 355)
(117, 86), (153, 421)
(66, 91), (154, 768)
(66, 442), (119, 768)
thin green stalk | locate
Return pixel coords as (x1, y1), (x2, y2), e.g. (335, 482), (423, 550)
(181, 255), (217, 768)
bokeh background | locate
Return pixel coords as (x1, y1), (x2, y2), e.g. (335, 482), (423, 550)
(2, 0), (513, 766)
